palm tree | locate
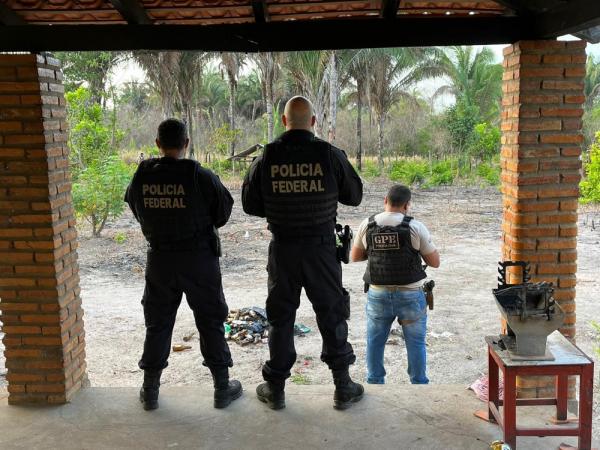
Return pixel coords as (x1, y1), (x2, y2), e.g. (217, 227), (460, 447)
(585, 55), (600, 109)
(433, 46), (503, 123)
(368, 48), (440, 167)
(134, 51), (180, 117)
(346, 49), (373, 171)
(252, 52), (284, 142)
(220, 52), (246, 156)
(284, 51), (329, 137)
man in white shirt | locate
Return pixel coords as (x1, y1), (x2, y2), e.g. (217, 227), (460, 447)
(351, 185), (440, 384)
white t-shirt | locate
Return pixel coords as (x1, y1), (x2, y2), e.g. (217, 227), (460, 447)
(354, 212), (436, 290)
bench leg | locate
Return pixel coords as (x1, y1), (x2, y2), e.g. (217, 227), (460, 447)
(556, 374), (568, 421)
(503, 367), (517, 449)
(488, 346), (499, 423)
(578, 365), (594, 450)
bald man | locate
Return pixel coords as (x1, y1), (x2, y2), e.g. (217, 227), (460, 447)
(242, 96), (364, 411)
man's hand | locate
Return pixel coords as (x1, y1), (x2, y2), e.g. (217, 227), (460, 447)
(350, 245), (367, 262)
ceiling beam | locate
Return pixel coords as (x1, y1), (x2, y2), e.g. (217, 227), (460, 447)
(252, 0), (270, 24)
(0, 17), (535, 52)
(108, 0), (152, 25)
(380, 0), (400, 19)
(534, 0), (600, 38)
(0, 3), (25, 25)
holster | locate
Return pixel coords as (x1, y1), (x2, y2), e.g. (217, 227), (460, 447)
(210, 226), (222, 257)
(335, 224), (353, 264)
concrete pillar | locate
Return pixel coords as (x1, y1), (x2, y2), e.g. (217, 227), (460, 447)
(501, 40), (586, 398)
(0, 53), (86, 405)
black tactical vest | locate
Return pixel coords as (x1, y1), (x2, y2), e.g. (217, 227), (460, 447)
(363, 215), (427, 286)
(128, 158), (212, 246)
(261, 135), (338, 229)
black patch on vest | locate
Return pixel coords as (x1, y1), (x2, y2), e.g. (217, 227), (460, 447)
(371, 232), (400, 250)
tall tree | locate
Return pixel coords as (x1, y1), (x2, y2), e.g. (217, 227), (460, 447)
(368, 48), (440, 167)
(585, 55), (600, 109)
(346, 49), (373, 171)
(134, 51), (180, 117)
(252, 52), (283, 142)
(220, 52), (246, 156)
(55, 51), (122, 105)
(433, 46), (503, 122)
(284, 51), (329, 137)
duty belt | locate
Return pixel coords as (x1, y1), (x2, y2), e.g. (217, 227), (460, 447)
(271, 235), (335, 245)
(149, 237), (210, 251)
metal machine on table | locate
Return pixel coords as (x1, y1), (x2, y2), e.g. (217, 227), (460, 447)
(492, 261), (565, 360)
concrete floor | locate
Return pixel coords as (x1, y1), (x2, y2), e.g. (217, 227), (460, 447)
(0, 385), (594, 450)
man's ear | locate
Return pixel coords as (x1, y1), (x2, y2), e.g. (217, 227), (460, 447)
(282, 114), (287, 127)
(311, 115), (316, 127)
(184, 138), (190, 149)
(155, 138), (161, 150)
(384, 196), (388, 206)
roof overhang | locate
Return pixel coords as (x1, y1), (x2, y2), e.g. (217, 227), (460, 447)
(0, 0), (598, 52)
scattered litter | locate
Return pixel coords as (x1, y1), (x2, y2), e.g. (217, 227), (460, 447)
(172, 344), (192, 352)
(430, 331), (455, 339)
(244, 231), (250, 239)
(468, 374), (503, 402)
(225, 307), (269, 346)
(182, 332), (196, 342)
(386, 339), (401, 346)
(294, 324), (311, 336)
(466, 354), (473, 360)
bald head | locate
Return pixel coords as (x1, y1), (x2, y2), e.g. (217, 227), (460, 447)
(282, 96), (316, 131)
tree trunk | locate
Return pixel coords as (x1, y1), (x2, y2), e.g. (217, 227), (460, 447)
(228, 78), (236, 156)
(328, 51), (338, 143)
(356, 79), (363, 172)
(266, 70), (274, 142)
(186, 103), (195, 159)
(377, 113), (385, 168)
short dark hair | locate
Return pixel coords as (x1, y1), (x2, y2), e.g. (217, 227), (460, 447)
(157, 118), (188, 150)
(387, 184), (411, 207)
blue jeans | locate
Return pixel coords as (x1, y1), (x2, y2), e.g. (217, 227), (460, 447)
(366, 288), (429, 385)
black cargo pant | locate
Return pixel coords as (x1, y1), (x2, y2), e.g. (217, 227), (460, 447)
(138, 242), (233, 371)
(262, 236), (355, 384)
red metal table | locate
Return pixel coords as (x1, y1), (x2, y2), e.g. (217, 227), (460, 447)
(486, 331), (594, 450)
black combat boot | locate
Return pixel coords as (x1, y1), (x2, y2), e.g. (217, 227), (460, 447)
(211, 367), (243, 409)
(139, 369), (162, 411)
(256, 381), (285, 410)
(332, 369), (364, 410)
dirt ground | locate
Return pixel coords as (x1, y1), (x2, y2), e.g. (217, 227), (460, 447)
(1, 182), (599, 434)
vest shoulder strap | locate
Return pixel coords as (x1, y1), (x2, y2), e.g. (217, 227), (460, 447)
(367, 215), (377, 228)
(401, 215), (413, 228)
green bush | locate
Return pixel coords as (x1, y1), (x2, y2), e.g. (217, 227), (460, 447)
(73, 156), (134, 236)
(426, 160), (455, 186)
(388, 160), (428, 185)
(476, 161), (500, 186)
(205, 158), (234, 177)
(580, 132), (600, 204)
(360, 160), (381, 179)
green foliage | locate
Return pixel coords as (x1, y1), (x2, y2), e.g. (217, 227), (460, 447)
(114, 232), (127, 244)
(205, 158), (234, 177)
(66, 87), (124, 178)
(469, 122), (501, 161)
(388, 160), (429, 185)
(445, 99), (480, 153)
(360, 160), (382, 179)
(476, 161), (500, 186)
(580, 132), (600, 204)
(208, 124), (242, 156)
(426, 160), (455, 186)
(591, 321), (600, 358)
(72, 156), (134, 237)
(290, 374), (310, 385)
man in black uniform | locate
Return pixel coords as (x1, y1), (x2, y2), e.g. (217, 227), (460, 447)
(125, 118), (242, 411)
(242, 96), (364, 410)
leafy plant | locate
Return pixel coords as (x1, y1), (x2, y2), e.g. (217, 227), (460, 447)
(388, 160), (429, 185)
(113, 232), (127, 244)
(290, 373), (310, 385)
(469, 122), (501, 161)
(72, 156), (134, 236)
(476, 161), (500, 186)
(591, 321), (600, 358)
(580, 132), (600, 204)
(426, 160), (455, 186)
(360, 160), (382, 179)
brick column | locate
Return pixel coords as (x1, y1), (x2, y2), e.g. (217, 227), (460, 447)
(501, 40), (586, 398)
(0, 54), (87, 405)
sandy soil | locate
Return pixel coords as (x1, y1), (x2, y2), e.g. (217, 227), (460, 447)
(0, 183), (598, 433)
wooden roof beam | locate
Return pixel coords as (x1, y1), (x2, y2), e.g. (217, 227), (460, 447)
(534, 0), (600, 38)
(108, 0), (152, 25)
(380, 0), (400, 19)
(252, 0), (270, 24)
(0, 3), (25, 26)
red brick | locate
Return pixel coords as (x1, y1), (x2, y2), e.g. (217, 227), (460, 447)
(539, 134), (583, 144)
